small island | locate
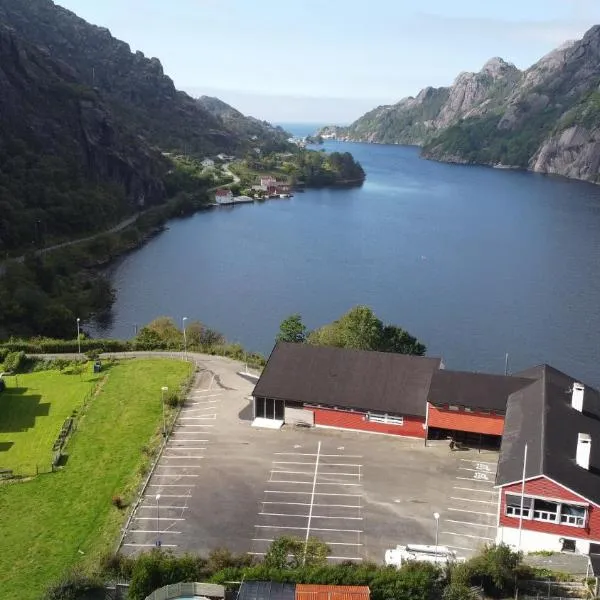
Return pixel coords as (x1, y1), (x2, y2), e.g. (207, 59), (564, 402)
(230, 148), (366, 198)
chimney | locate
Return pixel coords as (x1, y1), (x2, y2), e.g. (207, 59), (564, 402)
(572, 382), (585, 412)
(576, 433), (591, 470)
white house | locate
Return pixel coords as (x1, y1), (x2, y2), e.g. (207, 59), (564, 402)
(215, 189), (233, 205)
(201, 158), (214, 168)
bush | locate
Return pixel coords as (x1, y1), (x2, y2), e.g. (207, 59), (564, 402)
(42, 572), (105, 600)
(164, 392), (182, 408)
(3, 350), (26, 373)
(99, 552), (135, 580)
(463, 544), (522, 598)
(112, 495), (126, 509)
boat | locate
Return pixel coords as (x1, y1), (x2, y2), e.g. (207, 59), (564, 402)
(385, 544), (458, 567)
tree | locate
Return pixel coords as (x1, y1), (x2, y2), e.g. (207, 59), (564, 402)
(276, 314), (307, 344)
(380, 325), (426, 356)
(307, 306), (427, 356)
(264, 536), (330, 569)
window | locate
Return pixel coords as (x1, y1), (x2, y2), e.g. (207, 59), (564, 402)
(464, 407), (474, 413)
(560, 504), (586, 527)
(367, 412), (404, 426)
(561, 538), (576, 552)
(448, 405), (460, 412)
(533, 499), (559, 522)
(505, 494), (533, 518)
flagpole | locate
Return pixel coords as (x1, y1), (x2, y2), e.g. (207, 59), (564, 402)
(517, 443), (528, 552)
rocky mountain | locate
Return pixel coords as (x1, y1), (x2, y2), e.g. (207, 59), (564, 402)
(323, 26), (600, 184)
(0, 22), (168, 250)
(0, 0), (292, 251)
(0, 0), (291, 157)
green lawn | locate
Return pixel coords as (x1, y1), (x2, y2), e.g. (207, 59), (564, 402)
(0, 369), (101, 475)
(0, 359), (191, 600)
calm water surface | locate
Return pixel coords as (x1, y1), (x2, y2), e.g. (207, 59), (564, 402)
(94, 139), (600, 386)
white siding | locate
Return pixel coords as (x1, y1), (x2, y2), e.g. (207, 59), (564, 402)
(284, 405), (314, 426)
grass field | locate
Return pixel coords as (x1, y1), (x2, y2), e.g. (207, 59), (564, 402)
(0, 358), (191, 600)
(0, 369), (101, 475)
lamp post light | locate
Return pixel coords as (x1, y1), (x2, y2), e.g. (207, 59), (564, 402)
(433, 512), (440, 560)
(155, 494), (161, 547)
(161, 386), (169, 437)
(182, 317), (188, 361)
(76, 318), (81, 354)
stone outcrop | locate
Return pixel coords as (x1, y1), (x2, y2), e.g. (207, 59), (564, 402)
(321, 25), (600, 185)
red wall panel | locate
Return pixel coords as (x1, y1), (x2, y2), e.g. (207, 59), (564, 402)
(499, 476), (600, 539)
(309, 406), (426, 438)
(427, 403), (505, 436)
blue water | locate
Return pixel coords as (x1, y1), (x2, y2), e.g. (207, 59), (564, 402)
(95, 140), (600, 386)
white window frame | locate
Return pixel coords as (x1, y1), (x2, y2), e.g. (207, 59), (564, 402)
(448, 405), (460, 411)
(367, 412), (404, 426)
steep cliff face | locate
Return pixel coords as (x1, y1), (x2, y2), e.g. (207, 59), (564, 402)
(325, 25), (600, 185)
(323, 58), (520, 145)
(0, 23), (168, 249)
(0, 0), (291, 156)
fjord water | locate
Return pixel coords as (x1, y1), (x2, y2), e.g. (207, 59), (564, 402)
(96, 140), (600, 386)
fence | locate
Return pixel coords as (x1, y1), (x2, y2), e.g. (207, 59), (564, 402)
(1, 374), (104, 480)
(144, 582), (225, 600)
(518, 579), (594, 599)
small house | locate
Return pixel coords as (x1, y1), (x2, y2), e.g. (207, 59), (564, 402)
(215, 189), (233, 205)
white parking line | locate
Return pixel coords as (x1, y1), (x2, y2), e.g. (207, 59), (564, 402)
(163, 456), (205, 459)
(190, 393), (222, 398)
(454, 487), (497, 494)
(129, 530), (182, 534)
(123, 543), (178, 548)
(255, 525), (362, 533)
(448, 508), (496, 517)
(150, 494), (192, 498)
(459, 467), (497, 474)
(273, 462), (362, 467)
(263, 502), (361, 508)
(179, 416), (216, 420)
(153, 474), (200, 477)
(275, 453), (363, 458)
(456, 477), (491, 482)
(442, 531), (494, 540)
(165, 447), (207, 451)
(447, 544), (478, 552)
(460, 459), (496, 465)
(450, 497), (497, 505)
(445, 519), (494, 528)
(148, 484), (196, 487)
(134, 517), (186, 521)
(139, 505), (187, 510)
(259, 512), (363, 520)
(264, 490), (362, 497)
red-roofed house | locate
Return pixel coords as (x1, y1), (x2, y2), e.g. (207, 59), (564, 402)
(215, 189), (233, 205)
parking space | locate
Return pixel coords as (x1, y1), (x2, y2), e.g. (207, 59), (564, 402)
(119, 355), (501, 563)
(438, 456), (499, 557)
(121, 369), (222, 553)
(251, 442), (363, 561)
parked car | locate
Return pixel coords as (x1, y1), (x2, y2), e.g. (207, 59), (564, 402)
(385, 544), (459, 567)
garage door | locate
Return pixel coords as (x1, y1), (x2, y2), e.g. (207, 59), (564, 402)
(284, 406), (314, 426)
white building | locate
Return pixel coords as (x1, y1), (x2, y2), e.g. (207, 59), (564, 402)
(201, 158), (215, 168)
(215, 189), (233, 205)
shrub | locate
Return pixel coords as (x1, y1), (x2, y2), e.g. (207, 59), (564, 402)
(3, 350), (26, 373)
(99, 552), (135, 580)
(42, 571), (105, 600)
(112, 495), (126, 509)
(164, 392), (182, 408)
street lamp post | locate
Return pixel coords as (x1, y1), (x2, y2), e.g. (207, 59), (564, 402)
(76, 318), (81, 354)
(155, 494), (161, 547)
(161, 386), (169, 437)
(433, 512), (440, 560)
(182, 317), (188, 361)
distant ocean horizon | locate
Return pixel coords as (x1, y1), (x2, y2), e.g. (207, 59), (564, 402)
(276, 122), (343, 138)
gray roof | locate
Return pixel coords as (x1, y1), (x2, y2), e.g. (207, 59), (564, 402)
(497, 364), (600, 505)
(237, 581), (296, 600)
(429, 370), (533, 412)
(253, 342), (441, 417)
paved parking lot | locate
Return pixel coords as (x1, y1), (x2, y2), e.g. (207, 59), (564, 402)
(252, 442), (364, 561)
(121, 354), (500, 562)
(438, 457), (499, 555)
(122, 368), (221, 552)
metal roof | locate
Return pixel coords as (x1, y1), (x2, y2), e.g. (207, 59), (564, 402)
(428, 370), (534, 412)
(237, 581), (296, 600)
(296, 585), (370, 600)
(252, 342), (441, 417)
(496, 364), (600, 505)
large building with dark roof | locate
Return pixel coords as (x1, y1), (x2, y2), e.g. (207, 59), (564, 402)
(495, 365), (600, 554)
(252, 342), (600, 555)
(253, 342), (531, 443)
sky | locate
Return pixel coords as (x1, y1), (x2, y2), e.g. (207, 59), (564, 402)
(56, 0), (600, 124)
